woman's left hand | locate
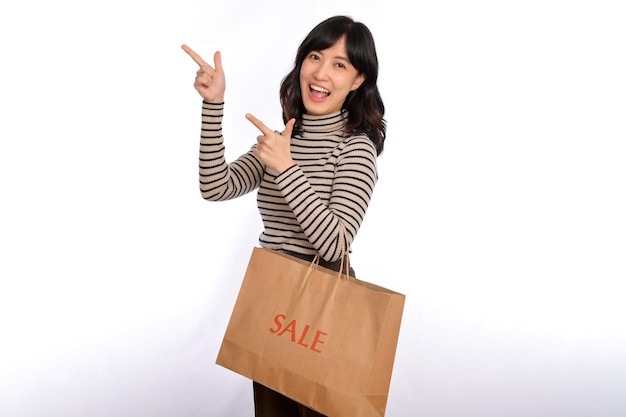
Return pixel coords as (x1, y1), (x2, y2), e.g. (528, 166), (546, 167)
(247, 114), (296, 174)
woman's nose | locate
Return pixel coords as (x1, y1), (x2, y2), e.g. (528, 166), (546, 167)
(313, 63), (330, 80)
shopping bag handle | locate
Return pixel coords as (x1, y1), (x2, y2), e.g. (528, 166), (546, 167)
(338, 251), (351, 281)
(308, 251), (352, 281)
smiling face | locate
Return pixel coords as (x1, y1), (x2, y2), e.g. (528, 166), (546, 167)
(299, 36), (366, 115)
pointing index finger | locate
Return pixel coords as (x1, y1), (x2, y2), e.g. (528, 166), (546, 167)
(181, 44), (210, 68)
(246, 113), (272, 135)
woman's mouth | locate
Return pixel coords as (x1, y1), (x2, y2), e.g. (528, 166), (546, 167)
(309, 84), (330, 101)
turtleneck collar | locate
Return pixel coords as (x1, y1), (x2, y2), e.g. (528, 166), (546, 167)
(300, 111), (348, 136)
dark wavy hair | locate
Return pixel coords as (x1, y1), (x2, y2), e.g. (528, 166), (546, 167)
(280, 15), (386, 155)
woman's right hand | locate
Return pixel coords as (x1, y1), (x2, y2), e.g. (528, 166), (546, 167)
(181, 44), (225, 103)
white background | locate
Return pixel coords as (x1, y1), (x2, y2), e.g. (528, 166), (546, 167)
(1, 1), (625, 416)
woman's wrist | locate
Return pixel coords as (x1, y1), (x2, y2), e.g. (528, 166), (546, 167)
(202, 97), (224, 104)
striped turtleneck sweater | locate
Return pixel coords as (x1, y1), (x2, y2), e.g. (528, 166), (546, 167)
(199, 101), (378, 262)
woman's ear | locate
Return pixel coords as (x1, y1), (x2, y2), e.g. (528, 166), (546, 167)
(352, 73), (366, 91)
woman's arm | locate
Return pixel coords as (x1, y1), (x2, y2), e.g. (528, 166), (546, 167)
(199, 102), (264, 201)
(275, 136), (378, 262)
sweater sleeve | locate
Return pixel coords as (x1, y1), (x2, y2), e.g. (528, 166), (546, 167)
(199, 102), (264, 201)
(274, 136), (378, 262)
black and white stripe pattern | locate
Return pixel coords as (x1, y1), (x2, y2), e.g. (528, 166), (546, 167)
(199, 102), (378, 262)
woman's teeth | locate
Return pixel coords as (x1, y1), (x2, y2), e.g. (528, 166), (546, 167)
(310, 85), (330, 94)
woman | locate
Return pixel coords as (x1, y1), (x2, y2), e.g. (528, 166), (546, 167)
(183, 15), (385, 417)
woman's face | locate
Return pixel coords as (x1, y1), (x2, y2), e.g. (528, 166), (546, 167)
(299, 36), (365, 115)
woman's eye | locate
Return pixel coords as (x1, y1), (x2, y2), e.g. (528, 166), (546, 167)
(336, 63), (345, 69)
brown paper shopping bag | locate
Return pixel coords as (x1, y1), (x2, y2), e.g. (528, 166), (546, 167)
(216, 247), (405, 417)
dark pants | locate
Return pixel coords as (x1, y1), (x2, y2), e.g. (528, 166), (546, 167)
(253, 381), (327, 417)
(252, 250), (355, 417)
